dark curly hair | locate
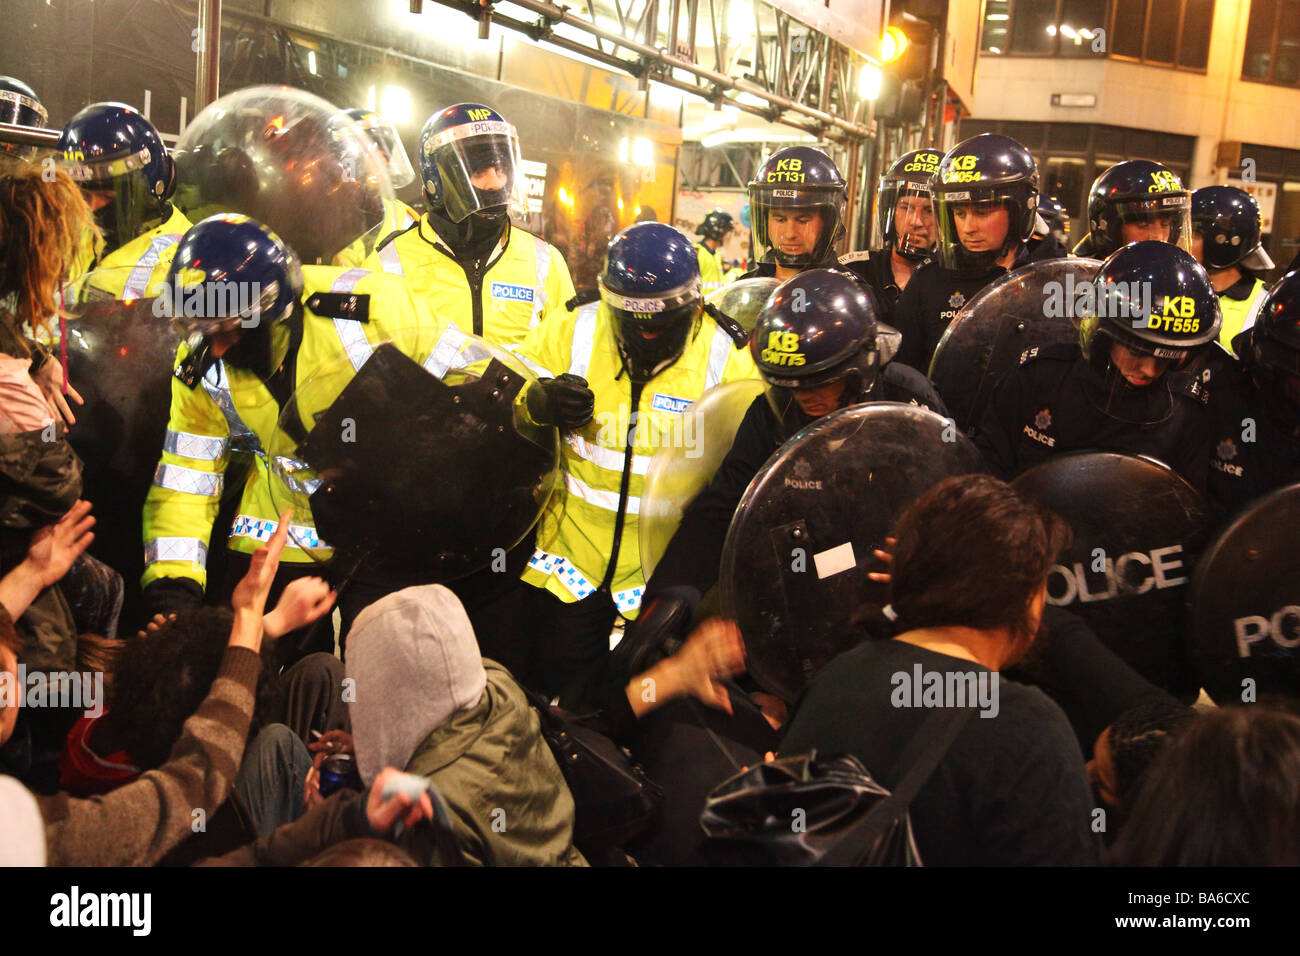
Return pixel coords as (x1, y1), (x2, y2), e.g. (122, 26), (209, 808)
(107, 606), (282, 769)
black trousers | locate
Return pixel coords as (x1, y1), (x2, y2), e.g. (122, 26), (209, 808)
(465, 577), (619, 708)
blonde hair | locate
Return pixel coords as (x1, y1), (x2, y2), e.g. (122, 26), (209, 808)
(0, 154), (100, 346)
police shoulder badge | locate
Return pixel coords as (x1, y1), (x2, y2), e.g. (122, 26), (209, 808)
(948, 292), (966, 310)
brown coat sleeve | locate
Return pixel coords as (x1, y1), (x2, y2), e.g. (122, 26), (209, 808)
(198, 789), (371, 867)
(37, 644), (263, 867)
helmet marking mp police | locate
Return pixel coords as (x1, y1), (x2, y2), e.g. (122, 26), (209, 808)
(419, 103), (524, 223)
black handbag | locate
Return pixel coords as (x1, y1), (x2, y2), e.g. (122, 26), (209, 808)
(524, 688), (664, 852)
(700, 706), (974, 866)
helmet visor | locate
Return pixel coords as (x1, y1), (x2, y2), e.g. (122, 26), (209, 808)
(749, 189), (840, 267)
(0, 88), (46, 128)
(354, 113), (415, 189)
(935, 193), (1016, 272)
(424, 120), (526, 223)
(881, 182), (937, 260)
(1110, 195), (1193, 253)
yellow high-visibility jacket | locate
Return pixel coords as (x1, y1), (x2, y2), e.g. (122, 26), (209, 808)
(364, 215), (575, 348)
(141, 265), (450, 591)
(333, 198), (421, 269)
(1218, 278), (1269, 355)
(695, 241), (727, 296)
(514, 302), (757, 617)
(71, 205), (193, 299)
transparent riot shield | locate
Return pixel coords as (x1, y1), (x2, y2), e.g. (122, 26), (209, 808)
(173, 86), (394, 266)
(719, 404), (986, 702)
(1012, 452), (1209, 697)
(929, 258), (1102, 431)
(1189, 483), (1300, 704)
(639, 378), (766, 579)
(705, 277), (780, 335)
(268, 323), (560, 582)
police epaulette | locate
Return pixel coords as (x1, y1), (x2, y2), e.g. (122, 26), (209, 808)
(1019, 342), (1076, 365)
(174, 340), (214, 389)
(1172, 371), (1210, 405)
(838, 250), (872, 264)
(307, 291), (370, 322)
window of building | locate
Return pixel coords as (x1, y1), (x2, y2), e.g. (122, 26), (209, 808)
(1243, 0), (1300, 87)
(979, 0), (1213, 70)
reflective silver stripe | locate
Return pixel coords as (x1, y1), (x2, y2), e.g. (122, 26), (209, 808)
(153, 462), (222, 496)
(566, 433), (651, 476)
(201, 361), (262, 455)
(530, 236), (550, 328)
(568, 303), (599, 380)
(512, 351), (556, 379)
(566, 471), (639, 515)
(377, 241), (404, 276)
(422, 323), (472, 377)
(164, 428), (228, 461)
(330, 269), (374, 372)
(704, 323), (734, 389)
(527, 547), (643, 611)
(122, 233), (182, 299)
(144, 536), (208, 567)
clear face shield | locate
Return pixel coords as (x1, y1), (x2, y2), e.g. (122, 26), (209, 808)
(936, 193), (1017, 272)
(883, 183), (937, 260)
(64, 148), (159, 254)
(1108, 194), (1193, 253)
(352, 112), (415, 189)
(425, 120), (527, 223)
(749, 187), (841, 268)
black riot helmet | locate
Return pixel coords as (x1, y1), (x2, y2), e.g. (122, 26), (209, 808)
(0, 77), (47, 159)
(1080, 240), (1221, 368)
(601, 222), (703, 383)
(751, 268), (881, 435)
(1239, 269), (1300, 380)
(747, 146), (847, 269)
(877, 148), (941, 261)
(696, 208), (735, 243)
(1084, 160), (1191, 259)
(932, 133), (1040, 275)
(1191, 185), (1275, 273)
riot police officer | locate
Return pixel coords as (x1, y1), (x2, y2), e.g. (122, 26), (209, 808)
(838, 148), (940, 322)
(742, 145), (850, 282)
(1029, 192), (1071, 261)
(973, 241), (1221, 492)
(507, 222), (756, 705)
(333, 107), (421, 268)
(1206, 269), (1300, 515)
(1191, 185), (1275, 353)
(1073, 160), (1192, 259)
(626, 268), (945, 672)
(0, 76), (47, 159)
(892, 133), (1043, 373)
(140, 213), (446, 648)
(57, 103), (192, 297)
(695, 208), (735, 295)
(365, 102), (575, 349)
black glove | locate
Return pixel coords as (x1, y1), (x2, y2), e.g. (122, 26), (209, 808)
(609, 586), (701, 681)
(527, 374), (595, 431)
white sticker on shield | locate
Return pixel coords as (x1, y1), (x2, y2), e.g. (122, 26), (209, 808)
(813, 542), (857, 580)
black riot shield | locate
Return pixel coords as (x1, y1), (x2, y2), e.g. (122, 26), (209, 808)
(1011, 452), (1209, 696)
(1189, 484), (1300, 704)
(719, 404), (986, 702)
(271, 331), (559, 582)
(929, 258), (1101, 431)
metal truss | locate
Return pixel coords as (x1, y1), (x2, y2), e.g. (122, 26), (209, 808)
(427, 0), (876, 143)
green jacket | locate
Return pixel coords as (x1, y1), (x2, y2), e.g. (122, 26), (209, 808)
(405, 661), (587, 867)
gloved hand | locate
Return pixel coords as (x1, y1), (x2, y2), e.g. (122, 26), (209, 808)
(610, 586), (701, 681)
(526, 373), (595, 431)
(140, 576), (204, 623)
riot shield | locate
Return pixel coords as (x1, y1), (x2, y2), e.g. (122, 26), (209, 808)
(1011, 452), (1209, 696)
(639, 379), (766, 579)
(173, 86), (394, 266)
(705, 277), (779, 334)
(719, 404), (986, 702)
(268, 324), (560, 582)
(929, 258), (1102, 431)
(1189, 484), (1300, 704)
